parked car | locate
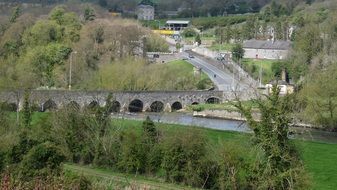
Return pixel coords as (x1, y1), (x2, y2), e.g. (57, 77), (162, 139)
(188, 54), (194, 58)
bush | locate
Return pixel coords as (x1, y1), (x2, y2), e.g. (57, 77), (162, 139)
(19, 142), (66, 179)
(64, 170), (92, 190)
(0, 150), (4, 172)
(191, 105), (205, 112)
(7, 131), (38, 164)
(117, 131), (147, 174)
(182, 27), (197, 37)
(161, 129), (208, 185)
(0, 102), (17, 112)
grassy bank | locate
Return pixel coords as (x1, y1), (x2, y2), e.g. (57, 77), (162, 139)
(241, 58), (277, 83)
(166, 60), (214, 89)
(209, 43), (235, 52)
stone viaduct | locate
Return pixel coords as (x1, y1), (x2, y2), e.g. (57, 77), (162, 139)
(0, 90), (229, 113)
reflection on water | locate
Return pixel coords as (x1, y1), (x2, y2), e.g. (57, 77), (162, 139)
(112, 112), (337, 144)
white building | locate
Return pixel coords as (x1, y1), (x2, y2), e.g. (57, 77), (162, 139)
(137, 4), (154, 20)
(243, 40), (292, 60)
(165, 20), (190, 31)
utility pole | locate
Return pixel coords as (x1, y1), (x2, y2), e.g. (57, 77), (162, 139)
(69, 51), (77, 90)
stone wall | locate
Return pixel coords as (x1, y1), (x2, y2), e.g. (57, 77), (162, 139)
(0, 90), (226, 112)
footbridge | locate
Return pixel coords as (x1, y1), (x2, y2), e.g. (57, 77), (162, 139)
(0, 90), (232, 113)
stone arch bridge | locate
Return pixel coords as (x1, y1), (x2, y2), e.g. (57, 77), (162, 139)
(0, 90), (228, 113)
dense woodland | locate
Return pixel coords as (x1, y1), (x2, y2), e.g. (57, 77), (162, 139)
(0, 5), (213, 91)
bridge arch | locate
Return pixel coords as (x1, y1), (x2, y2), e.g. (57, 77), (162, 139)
(129, 99), (143, 113)
(66, 101), (80, 111)
(0, 102), (17, 112)
(192, 102), (199, 105)
(108, 101), (121, 113)
(171, 101), (182, 111)
(86, 100), (100, 112)
(42, 99), (57, 112)
(206, 97), (221, 104)
(150, 101), (164, 112)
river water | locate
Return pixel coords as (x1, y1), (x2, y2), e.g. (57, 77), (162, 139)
(111, 112), (337, 144)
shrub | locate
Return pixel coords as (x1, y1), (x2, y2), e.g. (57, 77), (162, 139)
(161, 129), (208, 185)
(182, 27), (197, 37)
(117, 131), (147, 174)
(19, 142), (66, 179)
(7, 131), (38, 164)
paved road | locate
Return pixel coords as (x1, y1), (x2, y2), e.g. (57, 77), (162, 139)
(181, 52), (247, 91)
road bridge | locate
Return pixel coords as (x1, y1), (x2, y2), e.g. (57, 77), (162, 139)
(0, 90), (229, 113)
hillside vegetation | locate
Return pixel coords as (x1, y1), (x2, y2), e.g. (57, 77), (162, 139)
(0, 5), (213, 91)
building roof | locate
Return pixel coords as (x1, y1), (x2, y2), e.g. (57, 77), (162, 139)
(243, 40), (292, 50)
(137, 4), (154, 9)
(166, 20), (190, 25)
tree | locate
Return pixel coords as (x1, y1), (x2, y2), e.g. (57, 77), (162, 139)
(84, 6), (96, 21)
(142, 116), (158, 143)
(300, 64), (337, 131)
(195, 34), (201, 46)
(231, 43), (245, 62)
(22, 90), (32, 128)
(9, 6), (21, 23)
(233, 87), (310, 189)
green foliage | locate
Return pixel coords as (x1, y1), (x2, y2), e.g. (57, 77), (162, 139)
(84, 6), (96, 21)
(293, 24), (323, 64)
(23, 20), (62, 46)
(231, 43), (245, 62)
(234, 87), (310, 189)
(0, 150), (4, 172)
(145, 33), (169, 52)
(7, 131), (38, 164)
(195, 34), (201, 46)
(22, 90), (32, 128)
(191, 15), (248, 29)
(26, 43), (71, 87)
(142, 116), (158, 143)
(117, 131), (147, 173)
(49, 6), (67, 25)
(300, 64), (337, 131)
(161, 129), (207, 185)
(182, 27), (197, 37)
(19, 141), (66, 179)
(9, 6), (21, 23)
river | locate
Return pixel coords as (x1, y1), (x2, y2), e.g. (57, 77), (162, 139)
(111, 112), (337, 144)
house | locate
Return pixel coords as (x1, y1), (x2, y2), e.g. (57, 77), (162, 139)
(243, 40), (292, 60)
(136, 1), (154, 20)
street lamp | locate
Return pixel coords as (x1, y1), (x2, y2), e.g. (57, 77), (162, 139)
(68, 51), (77, 90)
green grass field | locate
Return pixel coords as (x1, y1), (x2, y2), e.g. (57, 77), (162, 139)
(241, 58), (278, 83)
(166, 60), (210, 81)
(209, 43), (235, 52)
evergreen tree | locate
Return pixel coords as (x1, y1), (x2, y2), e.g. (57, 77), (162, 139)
(22, 91), (32, 128)
(234, 86), (309, 189)
(10, 6), (21, 23)
(142, 116), (158, 143)
(195, 34), (201, 46)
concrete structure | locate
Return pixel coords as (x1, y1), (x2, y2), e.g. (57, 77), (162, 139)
(0, 90), (225, 113)
(166, 20), (190, 31)
(266, 81), (295, 95)
(243, 40), (292, 60)
(137, 4), (154, 20)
